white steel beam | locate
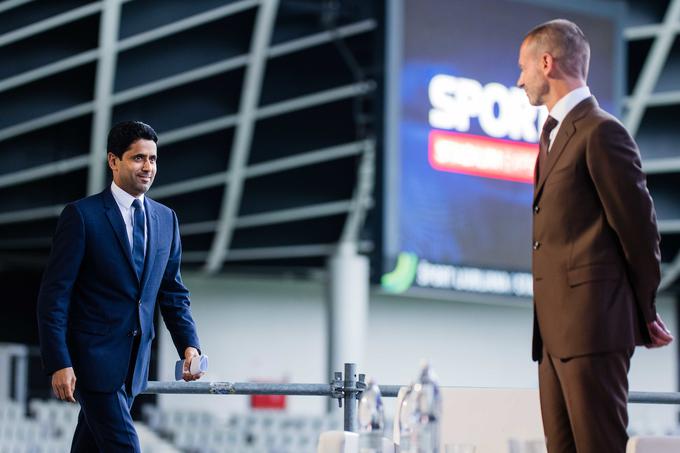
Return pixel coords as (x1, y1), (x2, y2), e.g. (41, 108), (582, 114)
(0, 82), (370, 187)
(160, 115), (239, 145)
(180, 221), (218, 236)
(0, 50), (98, 94)
(0, 2), (102, 48)
(643, 156), (680, 174)
(0, 47), (373, 146)
(117, 0), (258, 52)
(659, 219), (680, 234)
(268, 19), (375, 58)
(0, 102), (94, 143)
(149, 172), (228, 200)
(0, 0), (35, 15)
(257, 81), (375, 120)
(0, 155), (88, 189)
(205, 0), (278, 273)
(150, 141), (364, 201)
(112, 55), (249, 105)
(660, 251), (680, 291)
(178, 199), (361, 237)
(245, 140), (366, 178)
(234, 200), (353, 229)
(625, 22), (680, 40)
(340, 140), (375, 244)
(624, 89), (680, 108)
(0, 18), (374, 94)
(0, 136), (363, 193)
(0, 205), (64, 225)
(183, 240), (373, 263)
(87, 0), (122, 195)
(624, 0), (680, 136)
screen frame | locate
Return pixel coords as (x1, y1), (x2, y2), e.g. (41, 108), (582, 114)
(382, 0), (626, 301)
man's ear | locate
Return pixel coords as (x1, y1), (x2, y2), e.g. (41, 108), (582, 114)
(107, 152), (118, 171)
(542, 52), (557, 77)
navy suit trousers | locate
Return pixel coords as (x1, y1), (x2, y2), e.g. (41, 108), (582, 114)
(71, 337), (142, 452)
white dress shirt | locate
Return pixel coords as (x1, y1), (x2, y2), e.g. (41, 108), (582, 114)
(110, 181), (146, 256)
(547, 86), (591, 152)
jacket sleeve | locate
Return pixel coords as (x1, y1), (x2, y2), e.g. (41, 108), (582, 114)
(36, 203), (86, 375)
(157, 210), (201, 358)
(586, 118), (661, 324)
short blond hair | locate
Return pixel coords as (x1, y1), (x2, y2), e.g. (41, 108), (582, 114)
(525, 19), (590, 80)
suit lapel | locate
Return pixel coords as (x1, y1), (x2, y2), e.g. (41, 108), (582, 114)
(102, 188), (136, 277)
(533, 96), (597, 203)
(140, 199), (158, 288)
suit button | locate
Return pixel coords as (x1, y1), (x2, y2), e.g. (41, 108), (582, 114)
(129, 330), (139, 337)
(534, 205), (540, 214)
(533, 241), (541, 250)
(138, 300), (142, 307)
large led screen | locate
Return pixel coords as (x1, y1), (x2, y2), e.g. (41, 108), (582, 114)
(382, 0), (622, 297)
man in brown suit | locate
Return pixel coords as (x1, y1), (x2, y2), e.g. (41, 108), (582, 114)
(517, 19), (674, 452)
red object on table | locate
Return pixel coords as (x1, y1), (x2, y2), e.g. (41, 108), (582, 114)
(250, 380), (287, 410)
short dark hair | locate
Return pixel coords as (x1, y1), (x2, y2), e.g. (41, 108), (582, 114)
(525, 19), (590, 80)
(107, 121), (158, 159)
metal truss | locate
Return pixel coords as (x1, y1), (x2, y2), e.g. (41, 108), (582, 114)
(624, 0), (680, 290)
(0, 0), (378, 270)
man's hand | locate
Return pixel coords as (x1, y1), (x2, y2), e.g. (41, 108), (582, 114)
(52, 367), (77, 403)
(182, 347), (203, 381)
(647, 313), (674, 348)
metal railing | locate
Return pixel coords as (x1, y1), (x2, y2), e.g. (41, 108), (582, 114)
(143, 362), (680, 432)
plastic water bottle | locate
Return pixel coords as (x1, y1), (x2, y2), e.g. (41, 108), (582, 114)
(398, 382), (417, 451)
(358, 378), (385, 453)
(412, 362), (442, 452)
(398, 361), (442, 453)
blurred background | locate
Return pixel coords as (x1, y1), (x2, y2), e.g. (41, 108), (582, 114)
(1, 0), (679, 451)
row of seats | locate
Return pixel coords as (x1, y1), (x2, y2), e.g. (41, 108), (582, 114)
(173, 427), (319, 452)
(0, 400), (76, 452)
(4, 399), (350, 453)
(142, 405), (345, 453)
(0, 403), (23, 422)
(1, 420), (52, 441)
(1, 399), (177, 453)
(7, 399), (680, 452)
(0, 441), (73, 453)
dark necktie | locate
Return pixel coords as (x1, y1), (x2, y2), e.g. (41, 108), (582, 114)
(537, 115), (558, 182)
(131, 199), (145, 280)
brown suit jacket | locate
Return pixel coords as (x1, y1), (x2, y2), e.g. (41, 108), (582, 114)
(532, 96), (661, 362)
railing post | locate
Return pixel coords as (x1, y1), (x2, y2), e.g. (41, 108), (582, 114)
(344, 362), (357, 432)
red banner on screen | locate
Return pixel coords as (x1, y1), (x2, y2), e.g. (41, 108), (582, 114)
(428, 130), (538, 184)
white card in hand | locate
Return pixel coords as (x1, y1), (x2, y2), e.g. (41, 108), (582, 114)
(174, 355), (208, 380)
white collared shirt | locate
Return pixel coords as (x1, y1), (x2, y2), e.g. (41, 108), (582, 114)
(110, 181), (146, 255)
(547, 86), (591, 152)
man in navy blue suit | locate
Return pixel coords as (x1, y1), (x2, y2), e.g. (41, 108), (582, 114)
(37, 121), (203, 452)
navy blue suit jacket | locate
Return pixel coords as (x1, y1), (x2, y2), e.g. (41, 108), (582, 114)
(37, 188), (200, 396)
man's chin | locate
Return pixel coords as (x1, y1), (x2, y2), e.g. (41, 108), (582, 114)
(135, 183), (152, 195)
